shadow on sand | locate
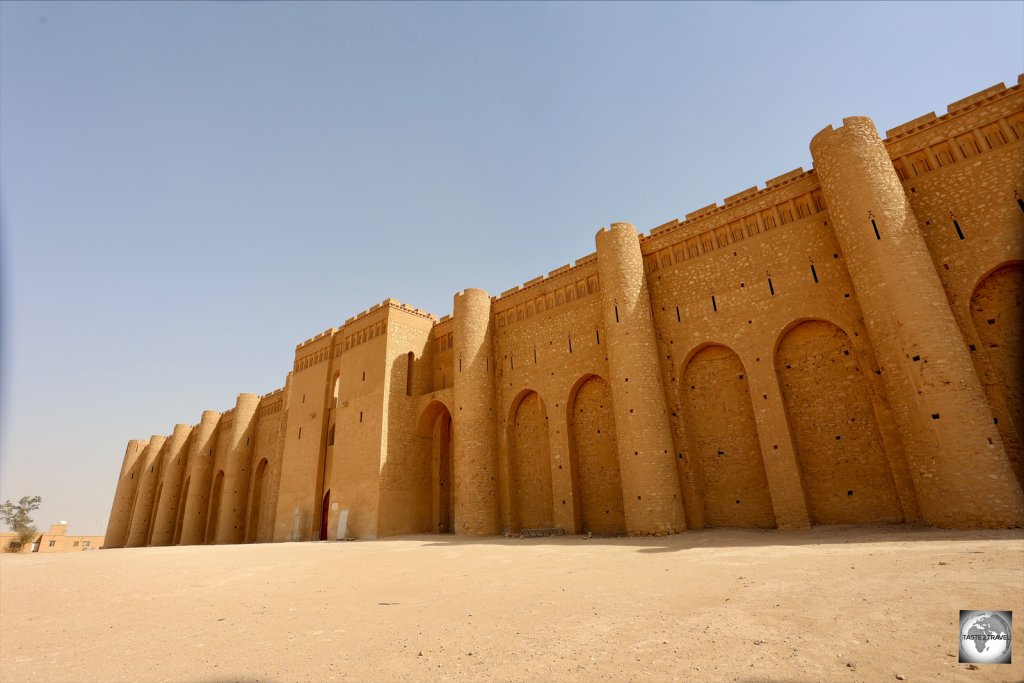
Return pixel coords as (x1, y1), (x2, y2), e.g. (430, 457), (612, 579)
(371, 523), (1024, 554)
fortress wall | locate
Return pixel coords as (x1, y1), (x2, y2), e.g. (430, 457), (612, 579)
(103, 439), (148, 548)
(215, 393), (259, 544)
(811, 114), (1023, 528)
(273, 331), (336, 542)
(148, 424), (192, 546)
(451, 289), (501, 535)
(377, 305), (437, 537)
(900, 136), (1024, 486)
(647, 206), (919, 528)
(126, 436), (167, 547)
(681, 345), (774, 529)
(176, 410), (220, 545)
(492, 268), (607, 534)
(106, 77), (1024, 544)
(325, 308), (391, 540)
(247, 391), (286, 543)
(204, 411), (233, 543)
(429, 317), (455, 392)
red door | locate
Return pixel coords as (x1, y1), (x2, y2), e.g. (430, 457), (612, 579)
(320, 490), (330, 540)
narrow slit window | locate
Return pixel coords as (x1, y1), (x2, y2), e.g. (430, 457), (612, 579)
(614, 304), (619, 323)
(811, 264), (819, 283)
(533, 348), (537, 364)
(568, 336), (573, 353)
(675, 305), (681, 322)
(711, 295), (717, 312)
(953, 219), (964, 240)
(406, 352), (414, 396)
(596, 329), (600, 345)
(1018, 197), (1024, 214)
(871, 218), (880, 240)
(768, 278), (775, 296)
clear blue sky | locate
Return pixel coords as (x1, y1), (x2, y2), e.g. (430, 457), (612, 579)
(1, 1), (1021, 535)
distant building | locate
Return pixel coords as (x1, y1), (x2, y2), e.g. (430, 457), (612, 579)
(1, 522), (104, 554)
(105, 76), (1024, 548)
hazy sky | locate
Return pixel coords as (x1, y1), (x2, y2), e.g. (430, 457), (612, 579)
(1, 1), (1021, 535)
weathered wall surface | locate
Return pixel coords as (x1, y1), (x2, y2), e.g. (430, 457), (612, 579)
(105, 77), (1024, 547)
(569, 375), (625, 534)
(776, 321), (903, 524)
(681, 345), (774, 529)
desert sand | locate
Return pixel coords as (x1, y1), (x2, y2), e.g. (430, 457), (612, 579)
(1, 525), (1022, 682)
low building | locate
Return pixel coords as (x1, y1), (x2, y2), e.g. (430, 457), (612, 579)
(1, 522), (104, 553)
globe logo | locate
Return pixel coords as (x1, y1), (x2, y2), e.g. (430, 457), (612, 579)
(959, 610), (1012, 664)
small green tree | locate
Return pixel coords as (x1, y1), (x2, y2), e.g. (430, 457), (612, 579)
(1, 496), (42, 549)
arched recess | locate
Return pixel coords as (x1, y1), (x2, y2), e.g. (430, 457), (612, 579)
(568, 375), (625, 535)
(415, 400), (454, 534)
(970, 262), (1023, 485)
(681, 345), (775, 528)
(775, 320), (902, 525)
(508, 390), (553, 530)
(146, 480), (164, 546)
(173, 476), (190, 545)
(205, 470), (225, 544)
(246, 458), (269, 543)
(319, 489), (331, 541)
(316, 423), (336, 540)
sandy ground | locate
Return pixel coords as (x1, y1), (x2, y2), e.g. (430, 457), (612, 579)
(1, 525), (1022, 683)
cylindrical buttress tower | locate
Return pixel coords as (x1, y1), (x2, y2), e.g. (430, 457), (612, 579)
(811, 117), (1024, 528)
(452, 288), (501, 535)
(148, 423), (192, 546)
(178, 410), (221, 546)
(103, 439), (148, 549)
(595, 222), (686, 534)
(126, 435), (168, 547)
(215, 393), (259, 544)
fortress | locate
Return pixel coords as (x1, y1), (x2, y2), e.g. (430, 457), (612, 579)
(105, 77), (1024, 548)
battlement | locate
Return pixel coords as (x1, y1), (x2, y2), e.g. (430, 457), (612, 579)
(885, 75), (1022, 141)
(295, 327), (338, 352)
(489, 249), (600, 308)
(637, 167), (817, 246)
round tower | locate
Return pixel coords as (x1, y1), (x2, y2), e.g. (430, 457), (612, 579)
(103, 439), (148, 549)
(595, 222), (686, 534)
(811, 117), (1024, 527)
(215, 393), (260, 544)
(126, 435), (168, 547)
(452, 288), (500, 535)
(148, 423), (192, 546)
(177, 410), (221, 546)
